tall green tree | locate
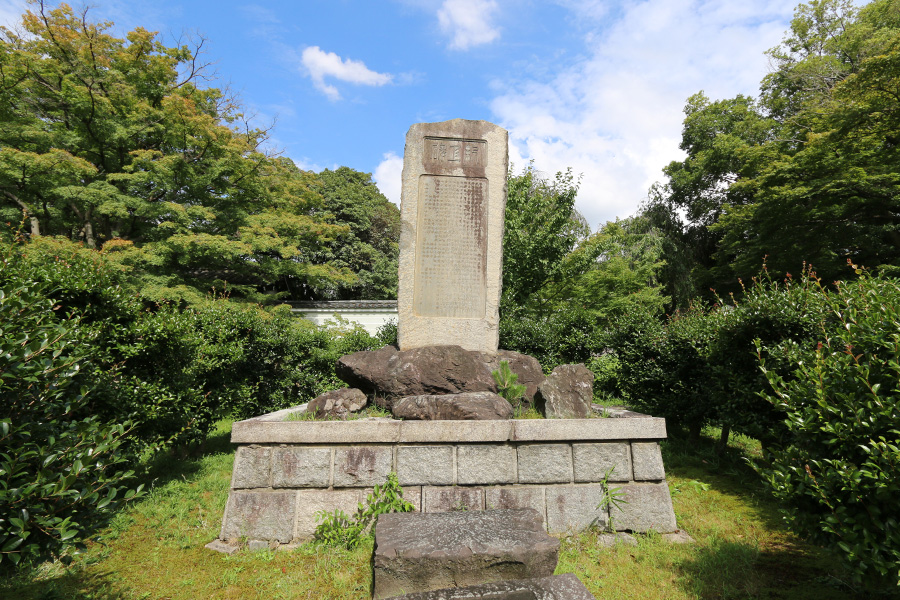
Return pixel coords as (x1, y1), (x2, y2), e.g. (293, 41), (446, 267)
(501, 164), (588, 315)
(0, 1), (350, 303)
(312, 167), (400, 300)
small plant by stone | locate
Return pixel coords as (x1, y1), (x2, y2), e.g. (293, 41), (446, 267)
(597, 467), (627, 531)
(492, 360), (527, 415)
(313, 472), (414, 549)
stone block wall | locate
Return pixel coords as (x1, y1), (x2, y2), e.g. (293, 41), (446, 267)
(216, 416), (678, 546)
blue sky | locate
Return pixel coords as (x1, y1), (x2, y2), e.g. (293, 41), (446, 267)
(0, 0), (798, 229)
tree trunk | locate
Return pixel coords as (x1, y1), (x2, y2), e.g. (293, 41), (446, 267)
(716, 424), (731, 455)
(3, 190), (40, 236)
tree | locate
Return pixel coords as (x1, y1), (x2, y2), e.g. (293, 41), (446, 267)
(650, 0), (900, 291)
(0, 1), (350, 303)
(501, 164), (588, 314)
(312, 167), (400, 300)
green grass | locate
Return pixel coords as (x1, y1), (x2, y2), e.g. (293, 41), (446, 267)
(2, 423), (863, 600)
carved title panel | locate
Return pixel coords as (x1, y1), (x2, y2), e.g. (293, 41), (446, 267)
(424, 137), (486, 172)
(413, 175), (488, 318)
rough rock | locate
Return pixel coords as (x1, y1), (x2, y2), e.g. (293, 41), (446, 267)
(391, 392), (513, 420)
(336, 345), (497, 407)
(477, 350), (546, 402)
(534, 364), (594, 419)
(382, 573), (596, 599)
(307, 387), (367, 420)
(373, 508), (559, 599)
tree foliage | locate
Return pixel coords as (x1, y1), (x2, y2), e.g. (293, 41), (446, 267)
(650, 0), (900, 293)
(0, 2), (365, 303)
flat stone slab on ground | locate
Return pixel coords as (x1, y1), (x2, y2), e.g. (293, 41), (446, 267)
(383, 573), (596, 599)
(373, 508), (559, 599)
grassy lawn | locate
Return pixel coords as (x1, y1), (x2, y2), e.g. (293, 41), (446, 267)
(2, 422), (858, 600)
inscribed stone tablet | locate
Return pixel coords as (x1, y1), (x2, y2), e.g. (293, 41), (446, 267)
(397, 119), (508, 352)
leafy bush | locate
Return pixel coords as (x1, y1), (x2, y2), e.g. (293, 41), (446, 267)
(500, 306), (605, 372)
(0, 282), (141, 567)
(191, 304), (383, 419)
(610, 305), (715, 437)
(756, 273), (900, 590)
(313, 472), (414, 549)
(610, 268), (828, 443)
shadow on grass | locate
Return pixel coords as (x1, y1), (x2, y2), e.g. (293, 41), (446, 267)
(1, 567), (130, 600)
(675, 537), (856, 600)
(135, 419), (235, 489)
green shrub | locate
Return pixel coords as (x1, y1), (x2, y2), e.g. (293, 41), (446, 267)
(610, 305), (715, 437)
(500, 306), (604, 372)
(755, 273), (900, 590)
(0, 282), (141, 567)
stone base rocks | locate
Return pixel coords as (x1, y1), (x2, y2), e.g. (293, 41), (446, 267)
(391, 391), (513, 420)
(535, 364), (594, 419)
(335, 345), (544, 406)
(373, 509), (558, 599)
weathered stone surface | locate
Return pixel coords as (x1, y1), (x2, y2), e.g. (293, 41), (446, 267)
(397, 119), (508, 353)
(392, 392), (513, 421)
(457, 444), (516, 485)
(535, 364), (594, 419)
(397, 446), (454, 485)
(610, 483), (677, 533)
(230, 446), (270, 489)
(307, 388), (367, 420)
(382, 573), (596, 599)
(333, 446), (392, 487)
(205, 539), (240, 555)
(517, 444), (572, 484)
(220, 491), (296, 543)
(484, 487), (545, 527)
(294, 488), (364, 539)
(247, 539), (270, 552)
(573, 443), (631, 483)
(272, 447), (330, 488)
(373, 509), (559, 599)
(631, 442), (665, 480)
(545, 485), (609, 534)
(423, 486), (484, 512)
(478, 350), (546, 403)
(337, 345), (496, 406)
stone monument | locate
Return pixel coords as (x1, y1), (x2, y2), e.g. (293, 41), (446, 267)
(397, 119), (508, 353)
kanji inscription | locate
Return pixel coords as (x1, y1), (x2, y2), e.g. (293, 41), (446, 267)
(413, 175), (488, 318)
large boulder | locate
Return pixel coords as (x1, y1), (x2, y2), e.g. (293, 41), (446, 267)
(307, 388), (367, 420)
(336, 345), (544, 408)
(534, 364), (594, 419)
(373, 509), (559, 599)
(391, 392), (513, 420)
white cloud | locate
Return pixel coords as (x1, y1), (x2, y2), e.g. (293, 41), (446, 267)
(491, 0), (794, 229)
(438, 0), (500, 50)
(374, 151), (404, 206)
(301, 46), (393, 101)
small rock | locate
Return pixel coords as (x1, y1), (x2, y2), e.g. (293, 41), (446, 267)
(307, 388), (367, 420)
(247, 539), (270, 552)
(535, 364), (594, 418)
(392, 391), (513, 420)
(662, 530), (695, 544)
(204, 539), (239, 555)
(596, 532), (638, 548)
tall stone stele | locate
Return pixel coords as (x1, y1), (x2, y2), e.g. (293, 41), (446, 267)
(397, 119), (509, 353)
